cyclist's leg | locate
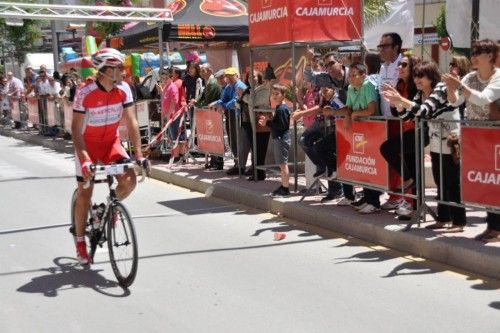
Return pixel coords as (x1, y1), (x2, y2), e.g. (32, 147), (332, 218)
(115, 168), (137, 201)
(74, 181), (94, 236)
(107, 139), (137, 201)
(74, 154), (95, 237)
(74, 156), (94, 264)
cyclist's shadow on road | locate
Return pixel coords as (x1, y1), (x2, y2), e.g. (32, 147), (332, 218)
(17, 257), (130, 297)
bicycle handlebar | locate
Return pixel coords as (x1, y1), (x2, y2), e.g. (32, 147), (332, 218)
(83, 161), (147, 189)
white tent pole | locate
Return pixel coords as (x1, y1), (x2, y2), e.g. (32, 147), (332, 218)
(421, 0), (426, 58)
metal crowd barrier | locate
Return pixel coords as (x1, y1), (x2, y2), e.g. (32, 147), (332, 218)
(414, 118), (500, 229)
(190, 107), (237, 166)
(250, 107), (305, 186)
(303, 115), (499, 231)
(5, 96), (67, 137)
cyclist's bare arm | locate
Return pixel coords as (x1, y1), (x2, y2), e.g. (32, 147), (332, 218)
(71, 112), (91, 168)
(122, 105), (144, 160)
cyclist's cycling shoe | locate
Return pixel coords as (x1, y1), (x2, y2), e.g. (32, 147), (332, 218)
(76, 241), (90, 265)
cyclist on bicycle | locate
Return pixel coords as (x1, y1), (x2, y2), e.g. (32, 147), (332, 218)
(72, 48), (146, 265)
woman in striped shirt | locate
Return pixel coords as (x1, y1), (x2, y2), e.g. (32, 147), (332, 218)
(382, 61), (466, 232)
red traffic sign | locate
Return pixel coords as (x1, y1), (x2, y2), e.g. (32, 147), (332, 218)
(440, 37), (451, 51)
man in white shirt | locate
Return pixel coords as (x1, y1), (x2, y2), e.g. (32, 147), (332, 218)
(36, 70), (51, 97)
(48, 76), (61, 100)
(378, 32), (403, 116)
(5, 72), (24, 98)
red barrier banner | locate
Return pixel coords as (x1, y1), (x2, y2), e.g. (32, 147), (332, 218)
(11, 100), (20, 122)
(63, 100), (73, 133)
(461, 126), (500, 208)
(27, 98), (39, 126)
(47, 100), (56, 127)
(249, 0), (362, 46)
(335, 119), (389, 189)
(195, 108), (225, 155)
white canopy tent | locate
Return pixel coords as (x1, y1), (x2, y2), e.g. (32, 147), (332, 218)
(363, 0), (415, 50)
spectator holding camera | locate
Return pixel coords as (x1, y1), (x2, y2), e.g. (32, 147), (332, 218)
(303, 48), (349, 202)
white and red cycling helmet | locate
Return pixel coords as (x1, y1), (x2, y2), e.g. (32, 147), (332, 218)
(91, 48), (125, 71)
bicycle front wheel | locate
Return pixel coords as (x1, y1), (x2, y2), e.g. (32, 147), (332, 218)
(107, 202), (138, 288)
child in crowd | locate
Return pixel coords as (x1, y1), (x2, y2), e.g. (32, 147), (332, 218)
(259, 84), (291, 197)
(343, 63), (380, 214)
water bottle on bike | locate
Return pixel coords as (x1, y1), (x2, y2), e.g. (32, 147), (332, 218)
(91, 204), (100, 229)
(91, 203), (106, 229)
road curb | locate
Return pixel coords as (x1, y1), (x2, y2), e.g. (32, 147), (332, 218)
(2, 126), (499, 280)
(149, 165), (500, 280)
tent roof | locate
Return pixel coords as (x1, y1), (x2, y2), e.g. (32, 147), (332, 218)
(112, 0), (248, 50)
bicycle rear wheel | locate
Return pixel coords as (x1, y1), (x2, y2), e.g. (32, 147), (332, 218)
(107, 202), (138, 287)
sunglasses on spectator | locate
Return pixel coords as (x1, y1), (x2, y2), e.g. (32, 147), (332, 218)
(397, 61), (408, 68)
(377, 43), (394, 49)
(325, 60), (337, 68)
(414, 73), (426, 78)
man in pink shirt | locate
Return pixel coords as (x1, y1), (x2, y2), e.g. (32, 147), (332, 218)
(160, 68), (186, 162)
(160, 69), (180, 120)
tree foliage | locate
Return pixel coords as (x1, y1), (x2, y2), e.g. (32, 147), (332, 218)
(0, 0), (45, 63)
(363, 0), (390, 28)
(83, 0), (140, 39)
(0, 19), (43, 64)
(433, 5), (469, 56)
(434, 5), (448, 38)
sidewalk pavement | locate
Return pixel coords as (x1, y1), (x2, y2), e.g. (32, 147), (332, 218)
(1, 125), (499, 281)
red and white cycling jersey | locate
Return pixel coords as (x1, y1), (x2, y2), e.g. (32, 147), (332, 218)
(73, 80), (134, 179)
(73, 80), (133, 143)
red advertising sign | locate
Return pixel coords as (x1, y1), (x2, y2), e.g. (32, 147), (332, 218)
(63, 100), (73, 133)
(27, 98), (39, 126)
(10, 100), (20, 122)
(291, 0), (362, 43)
(249, 0), (362, 46)
(249, 0), (291, 46)
(461, 127), (500, 208)
(195, 108), (225, 155)
(335, 119), (389, 189)
(47, 100), (57, 127)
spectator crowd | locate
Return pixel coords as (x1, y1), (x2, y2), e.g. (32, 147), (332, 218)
(1, 33), (499, 243)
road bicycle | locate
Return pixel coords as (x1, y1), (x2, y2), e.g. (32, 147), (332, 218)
(69, 161), (147, 287)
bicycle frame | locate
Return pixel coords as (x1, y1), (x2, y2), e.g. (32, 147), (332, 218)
(83, 162), (145, 257)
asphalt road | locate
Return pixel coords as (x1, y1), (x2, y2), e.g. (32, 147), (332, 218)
(0, 135), (499, 333)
